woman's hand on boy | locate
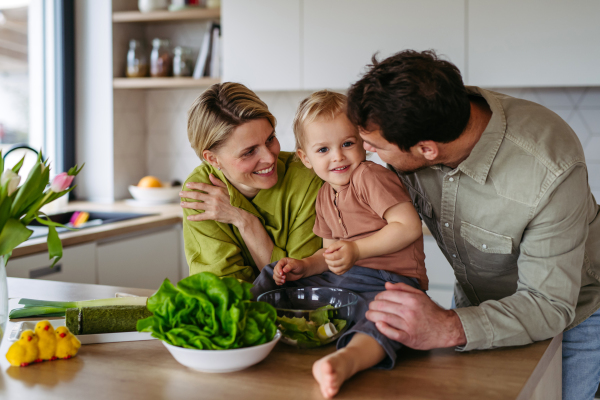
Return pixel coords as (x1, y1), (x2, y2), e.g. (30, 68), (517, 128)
(273, 258), (307, 285)
(181, 174), (247, 227)
(324, 241), (359, 275)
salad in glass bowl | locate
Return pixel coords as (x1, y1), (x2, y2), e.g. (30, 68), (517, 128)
(257, 287), (359, 348)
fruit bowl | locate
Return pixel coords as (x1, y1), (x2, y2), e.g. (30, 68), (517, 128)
(162, 331), (281, 373)
(257, 287), (358, 349)
(128, 185), (182, 205)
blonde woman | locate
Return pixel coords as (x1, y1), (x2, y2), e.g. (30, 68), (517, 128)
(180, 82), (322, 281)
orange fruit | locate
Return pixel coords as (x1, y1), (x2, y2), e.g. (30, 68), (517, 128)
(138, 176), (163, 188)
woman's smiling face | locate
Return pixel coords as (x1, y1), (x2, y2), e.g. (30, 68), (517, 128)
(204, 118), (280, 198)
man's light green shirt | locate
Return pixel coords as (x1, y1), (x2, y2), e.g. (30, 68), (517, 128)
(182, 152), (323, 282)
(396, 87), (600, 351)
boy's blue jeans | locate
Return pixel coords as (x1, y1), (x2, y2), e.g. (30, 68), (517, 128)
(451, 297), (600, 400)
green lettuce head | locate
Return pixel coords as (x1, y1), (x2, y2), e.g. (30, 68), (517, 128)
(137, 272), (277, 349)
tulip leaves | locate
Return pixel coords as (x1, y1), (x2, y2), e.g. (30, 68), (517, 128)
(0, 219), (32, 257)
(137, 272), (277, 350)
(0, 149), (83, 265)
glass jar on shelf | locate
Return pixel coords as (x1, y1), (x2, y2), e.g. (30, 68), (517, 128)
(126, 40), (148, 78)
(173, 46), (194, 77)
(150, 38), (172, 77)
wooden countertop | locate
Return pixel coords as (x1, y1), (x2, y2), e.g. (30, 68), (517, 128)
(12, 201), (183, 258)
(0, 278), (561, 400)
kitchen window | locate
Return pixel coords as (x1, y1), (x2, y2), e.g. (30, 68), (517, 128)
(0, 0), (74, 181)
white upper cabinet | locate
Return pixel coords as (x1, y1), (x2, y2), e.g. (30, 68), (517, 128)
(222, 0), (301, 91)
(223, 0), (599, 91)
(468, 0), (600, 87)
(303, 0), (466, 90)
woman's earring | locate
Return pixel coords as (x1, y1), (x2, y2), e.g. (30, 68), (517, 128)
(217, 166), (221, 171)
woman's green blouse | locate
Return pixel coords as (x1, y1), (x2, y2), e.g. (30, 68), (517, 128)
(182, 152), (323, 282)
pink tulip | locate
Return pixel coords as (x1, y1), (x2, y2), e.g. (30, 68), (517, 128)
(50, 172), (74, 192)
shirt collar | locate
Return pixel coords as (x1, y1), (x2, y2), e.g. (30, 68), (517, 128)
(454, 86), (507, 185)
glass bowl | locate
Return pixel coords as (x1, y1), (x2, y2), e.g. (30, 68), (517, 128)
(256, 287), (359, 349)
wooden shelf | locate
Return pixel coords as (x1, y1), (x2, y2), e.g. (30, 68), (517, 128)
(113, 77), (220, 90)
(112, 8), (220, 23)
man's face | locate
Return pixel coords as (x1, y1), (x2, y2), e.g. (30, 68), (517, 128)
(359, 125), (431, 174)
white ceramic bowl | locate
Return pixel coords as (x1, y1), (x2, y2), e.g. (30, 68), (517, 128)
(162, 331), (281, 373)
(128, 185), (182, 205)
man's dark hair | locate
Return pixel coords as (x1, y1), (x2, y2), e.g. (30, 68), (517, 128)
(347, 50), (471, 151)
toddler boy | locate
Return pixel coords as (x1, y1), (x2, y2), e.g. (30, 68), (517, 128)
(252, 90), (427, 398)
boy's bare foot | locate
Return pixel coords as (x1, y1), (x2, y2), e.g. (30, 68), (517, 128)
(312, 349), (356, 398)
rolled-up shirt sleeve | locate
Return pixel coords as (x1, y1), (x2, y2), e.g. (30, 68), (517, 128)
(182, 204), (256, 282)
(454, 164), (588, 350)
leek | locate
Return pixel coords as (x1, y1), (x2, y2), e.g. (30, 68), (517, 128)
(9, 296), (148, 320)
(10, 306), (67, 319)
(18, 296), (148, 308)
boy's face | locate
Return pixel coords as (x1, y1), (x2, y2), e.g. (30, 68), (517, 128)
(298, 112), (366, 190)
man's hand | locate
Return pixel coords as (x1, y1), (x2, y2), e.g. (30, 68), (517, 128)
(366, 282), (467, 349)
(323, 241), (359, 275)
(273, 258), (308, 285)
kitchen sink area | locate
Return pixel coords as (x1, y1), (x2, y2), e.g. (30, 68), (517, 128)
(26, 211), (156, 239)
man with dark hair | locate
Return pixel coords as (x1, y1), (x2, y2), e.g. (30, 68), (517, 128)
(348, 49), (600, 400)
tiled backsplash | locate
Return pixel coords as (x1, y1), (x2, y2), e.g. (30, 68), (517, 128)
(113, 87), (600, 199)
(140, 89), (316, 186)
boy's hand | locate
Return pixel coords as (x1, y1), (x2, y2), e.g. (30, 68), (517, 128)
(323, 241), (359, 275)
(273, 258), (307, 285)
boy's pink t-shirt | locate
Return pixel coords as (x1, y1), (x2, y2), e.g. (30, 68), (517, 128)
(313, 161), (428, 290)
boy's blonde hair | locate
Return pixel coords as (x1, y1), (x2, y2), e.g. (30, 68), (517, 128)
(292, 90), (347, 151)
(187, 82), (277, 160)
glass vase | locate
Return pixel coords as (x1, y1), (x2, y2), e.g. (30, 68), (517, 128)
(0, 255), (8, 342)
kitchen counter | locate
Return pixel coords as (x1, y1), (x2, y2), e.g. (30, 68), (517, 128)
(13, 200), (433, 260)
(12, 201), (183, 259)
(0, 278), (561, 400)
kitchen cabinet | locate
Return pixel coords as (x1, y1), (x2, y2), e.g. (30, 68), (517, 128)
(222, 0), (301, 90)
(468, 0), (600, 87)
(7, 243), (97, 284)
(423, 235), (454, 309)
(221, 0), (465, 91)
(97, 226), (181, 289)
(9, 204), (185, 290)
(303, 0), (466, 90)
(221, 0), (600, 91)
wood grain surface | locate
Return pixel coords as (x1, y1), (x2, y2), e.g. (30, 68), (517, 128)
(0, 278), (561, 400)
(112, 8), (220, 23)
(113, 77), (221, 90)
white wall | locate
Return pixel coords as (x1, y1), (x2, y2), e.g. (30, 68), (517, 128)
(74, 0), (114, 202)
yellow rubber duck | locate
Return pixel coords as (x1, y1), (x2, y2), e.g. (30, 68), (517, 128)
(35, 320), (57, 362)
(6, 330), (39, 367)
(55, 326), (81, 359)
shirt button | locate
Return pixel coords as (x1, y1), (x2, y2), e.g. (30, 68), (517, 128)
(449, 177), (454, 182)
(452, 254), (457, 258)
(444, 223), (449, 227)
(338, 218), (342, 224)
(482, 244), (487, 249)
